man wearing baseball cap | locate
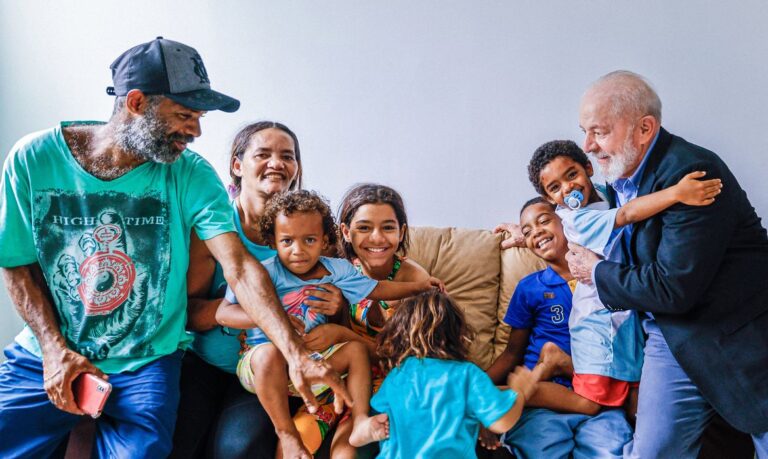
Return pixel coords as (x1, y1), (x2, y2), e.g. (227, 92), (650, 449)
(0, 37), (349, 458)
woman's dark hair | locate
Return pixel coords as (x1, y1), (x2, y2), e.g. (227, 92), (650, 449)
(337, 183), (410, 260)
(527, 140), (590, 196)
(377, 290), (474, 372)
(258, 190), (338, 247)
(229, 121), (303, 196)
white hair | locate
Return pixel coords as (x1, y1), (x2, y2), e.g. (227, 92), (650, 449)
(587, 70), (662, 123)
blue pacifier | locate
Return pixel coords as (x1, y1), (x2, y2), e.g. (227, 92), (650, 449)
(565, 190), (584, 210)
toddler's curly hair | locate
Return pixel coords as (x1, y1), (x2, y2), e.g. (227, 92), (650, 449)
(259, 190), (339, 247)
(377, 290), (474, 372)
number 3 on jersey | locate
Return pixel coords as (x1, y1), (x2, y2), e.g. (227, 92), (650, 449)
(550, 304), (565, 324)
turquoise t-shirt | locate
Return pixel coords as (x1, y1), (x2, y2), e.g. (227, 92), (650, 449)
(0, 122), (235, 373)
(188, 200), (276, 374)
(372, 357), (517, 459)
(225, 256), (377, 346)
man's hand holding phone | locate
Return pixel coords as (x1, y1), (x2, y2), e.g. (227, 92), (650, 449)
(42, 345), (108, 415)
(73, 373), (112, 418)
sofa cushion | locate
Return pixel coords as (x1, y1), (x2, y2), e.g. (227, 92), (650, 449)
(408, 227), (502, 369)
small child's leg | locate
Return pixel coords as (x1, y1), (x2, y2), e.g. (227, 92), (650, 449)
(528, 381), (602, 416)
(624, 384), (639, 427)
(331, 417), (355, 458)
(536, 342), (574, 380)
(242, 344), (310, 459)
(323, 341), (386, 455)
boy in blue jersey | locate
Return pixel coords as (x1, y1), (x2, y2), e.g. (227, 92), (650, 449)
(482, 197), (633, 458)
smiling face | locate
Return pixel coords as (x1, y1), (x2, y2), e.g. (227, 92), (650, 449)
(232, 128), (300, 198)
(274, 211), (328, 279)
(115, 95), (204, 164)
(520, 203), (568, 263)
(538, 156), (595, 209)
(579, 91), (648, 183)
(153, 97), (205, 152)
(341, 203), (405, 270)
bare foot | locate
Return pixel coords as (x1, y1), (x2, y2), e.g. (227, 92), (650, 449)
(536, 342), (573, 380)
(349, 413), (390, 447)
(277, 430), (312, 459)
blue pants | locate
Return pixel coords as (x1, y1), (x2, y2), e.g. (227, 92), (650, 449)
(0, 343), (182, 459)
(502, 407), (632, 459)
(627, 319), (768, 459)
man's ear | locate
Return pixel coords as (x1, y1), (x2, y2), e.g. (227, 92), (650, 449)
(637, 115), (658, 144)
(340, 223), (351, 242)
(231, 155), (243, 178)
(125, 89), (150, 115)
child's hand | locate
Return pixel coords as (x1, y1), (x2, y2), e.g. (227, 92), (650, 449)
(304, 283), (348, 316)
(674, 171), (722, 206)
(478, 426), (502, 450)
(426, 276), (446, 293)
(507, 366), (538, 401)
(303, 324), (348, 351)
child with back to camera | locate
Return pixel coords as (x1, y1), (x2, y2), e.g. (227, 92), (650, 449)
(528, 140), (722, 420)
(349, 290), (539, 458)
(216, 190), (443, 459)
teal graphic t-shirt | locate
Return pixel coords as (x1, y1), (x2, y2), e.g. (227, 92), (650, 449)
(0, 122), (235, 373)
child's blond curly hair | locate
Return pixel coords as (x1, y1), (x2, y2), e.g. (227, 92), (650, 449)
(377, 290), (474, 372)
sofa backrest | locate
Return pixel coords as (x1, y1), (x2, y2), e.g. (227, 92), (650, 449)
(408, 227), (545, 369)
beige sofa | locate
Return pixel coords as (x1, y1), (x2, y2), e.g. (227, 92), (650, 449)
(408, 226), (544, 369)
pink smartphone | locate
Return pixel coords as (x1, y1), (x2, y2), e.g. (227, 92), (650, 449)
(73, 373), (112, 418)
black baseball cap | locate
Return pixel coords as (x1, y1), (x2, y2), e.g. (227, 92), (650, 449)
(106, 37), (240, 113)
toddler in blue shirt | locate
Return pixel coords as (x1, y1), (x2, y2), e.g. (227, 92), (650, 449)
(216, 190), (442, 458)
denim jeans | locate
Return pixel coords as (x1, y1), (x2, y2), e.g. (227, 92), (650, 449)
(627, 319), (768, 459)
(502, 407), (632, 459)
(0, 343), (182, 459)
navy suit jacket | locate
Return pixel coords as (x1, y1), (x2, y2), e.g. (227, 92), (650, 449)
(596, 128), (768, 433)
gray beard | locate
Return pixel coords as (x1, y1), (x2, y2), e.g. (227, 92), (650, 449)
(600, 136), (641, 184)
(114, 107), (191, 164)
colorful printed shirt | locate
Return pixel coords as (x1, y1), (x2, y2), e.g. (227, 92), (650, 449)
(0, 122), (234, 373)
(348, 256), (401, 342)
(372, 357), (517, 458)
(555, 187), (644, 381)
(225, 256), (377, 346)
(188, 200), (276, 374)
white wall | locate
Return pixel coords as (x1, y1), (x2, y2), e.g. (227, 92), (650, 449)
(2, 1), (767, 347)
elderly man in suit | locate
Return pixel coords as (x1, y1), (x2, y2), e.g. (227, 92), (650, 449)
(567, 70), (768, 458)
